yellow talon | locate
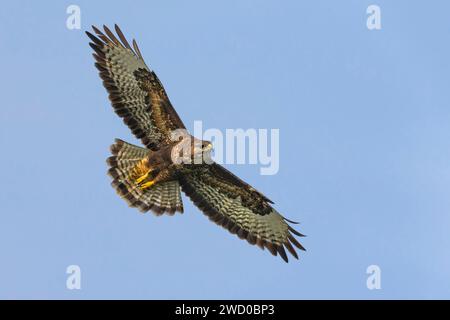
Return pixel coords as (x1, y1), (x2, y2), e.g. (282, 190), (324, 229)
(138, 180), (155, 190)
(132, 158), (156, 190)
(135, 171), (150, 184)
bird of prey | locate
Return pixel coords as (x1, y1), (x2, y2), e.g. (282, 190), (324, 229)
(86, 25), (305, 262)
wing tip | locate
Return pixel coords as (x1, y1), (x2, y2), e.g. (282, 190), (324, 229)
(180, 178), (306, 263)
(277, 245), (289, 263)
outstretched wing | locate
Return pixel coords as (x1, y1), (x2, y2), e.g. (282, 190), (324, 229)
(86, 25), (185, 150)
(179, 163), (305, 262)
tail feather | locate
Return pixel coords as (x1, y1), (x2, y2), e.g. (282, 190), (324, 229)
(107, 139), (183, 215)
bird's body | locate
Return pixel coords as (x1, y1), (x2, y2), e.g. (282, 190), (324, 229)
(122, 135), (211, 190)
(87, 25), (306, 262)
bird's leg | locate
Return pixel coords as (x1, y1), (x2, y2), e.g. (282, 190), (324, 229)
(132, 158), (155, 189)
(137, 170), (165, 190)
(135, 170), (150, 184)
(138, 179), (156, 190)
(137, 165), (172, 190)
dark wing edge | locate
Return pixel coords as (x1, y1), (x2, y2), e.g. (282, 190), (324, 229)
(179, 164), (306, 263)
(86, 24), (185, 149)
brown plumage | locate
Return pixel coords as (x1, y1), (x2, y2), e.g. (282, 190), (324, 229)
(87, 24), (306, 262)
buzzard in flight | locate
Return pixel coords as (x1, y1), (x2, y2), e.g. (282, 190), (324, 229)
(86, 25), (305, 262)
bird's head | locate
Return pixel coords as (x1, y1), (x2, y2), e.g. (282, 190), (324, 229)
(192, 138), (213, 164)
(170, 133), (213, 165)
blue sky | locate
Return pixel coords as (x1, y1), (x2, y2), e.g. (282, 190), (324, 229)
(1, 0), (450, 299)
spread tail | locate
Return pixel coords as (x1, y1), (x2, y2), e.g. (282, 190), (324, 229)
(107, 139), (183, 215)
